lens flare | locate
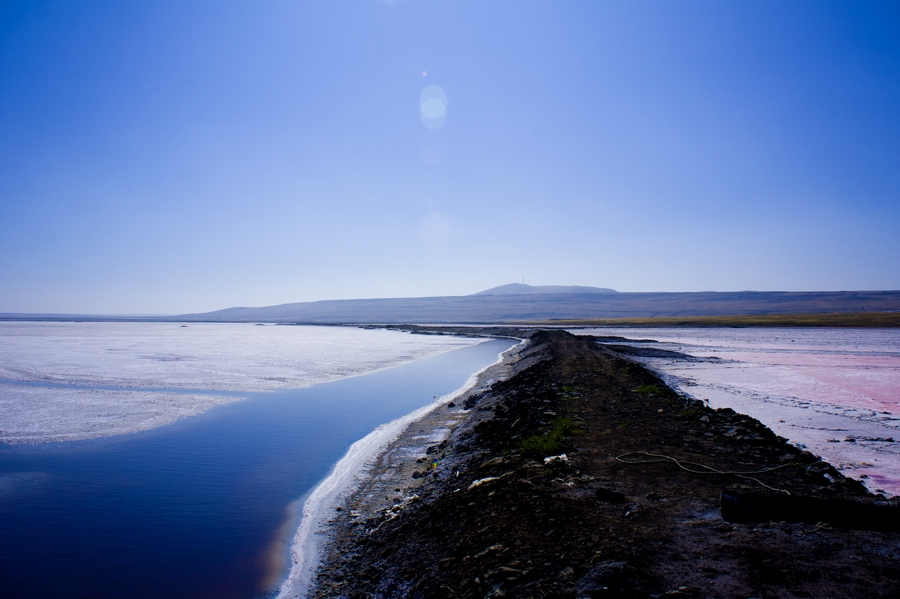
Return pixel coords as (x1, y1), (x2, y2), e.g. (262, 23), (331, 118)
(420, 85), (447, 129)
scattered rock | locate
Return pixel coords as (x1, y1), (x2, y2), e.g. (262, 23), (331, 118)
(311, 330), (899, 599)
(595, 487), (628, 504)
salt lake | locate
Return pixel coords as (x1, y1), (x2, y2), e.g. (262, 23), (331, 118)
(575, 327), (900, 496)
(0, 322), (513, 598)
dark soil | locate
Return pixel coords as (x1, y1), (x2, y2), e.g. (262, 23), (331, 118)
(312, 330), (900, 598)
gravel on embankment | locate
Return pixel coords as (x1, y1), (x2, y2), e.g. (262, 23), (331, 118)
(311, 330), (900, 598)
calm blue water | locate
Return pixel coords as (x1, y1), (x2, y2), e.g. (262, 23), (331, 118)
(0, 338), (513, 599)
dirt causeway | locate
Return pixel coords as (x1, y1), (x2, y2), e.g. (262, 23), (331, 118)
(312, 330), (900, 598)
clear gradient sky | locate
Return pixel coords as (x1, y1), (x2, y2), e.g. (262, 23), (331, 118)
(1, 1), (899, 314)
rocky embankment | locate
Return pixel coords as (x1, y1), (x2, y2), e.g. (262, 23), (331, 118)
(312, 330), (900, 598)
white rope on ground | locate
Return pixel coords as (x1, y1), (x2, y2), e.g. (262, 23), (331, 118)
(615, 451), (793, 495)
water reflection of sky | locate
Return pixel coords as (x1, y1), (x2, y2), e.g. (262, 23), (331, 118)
(0, 339), (510, 599)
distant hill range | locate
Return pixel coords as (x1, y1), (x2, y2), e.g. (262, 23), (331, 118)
(4, 285), (898, 324)
(472, 284), (618, 296)
(172, 284), (900, 324)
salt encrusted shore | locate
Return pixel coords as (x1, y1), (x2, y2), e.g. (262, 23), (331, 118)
(310, 330), (900, 599)
(275, 335), (529, 599)
(312, 338), (527, 527)
(0, 323), (481, 445)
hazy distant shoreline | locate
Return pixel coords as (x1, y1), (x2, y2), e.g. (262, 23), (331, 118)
(535, 311), (900, 328)
(1, 311), (899, 328)
(3, 285), (900, 326)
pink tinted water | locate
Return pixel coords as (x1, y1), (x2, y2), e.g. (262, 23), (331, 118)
(576, 328), (900, 496)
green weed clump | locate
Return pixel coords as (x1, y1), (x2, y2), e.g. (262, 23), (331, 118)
(518, 417), (578, 457)
(635, 383), (661, 394)
(680, 405), (704, 417)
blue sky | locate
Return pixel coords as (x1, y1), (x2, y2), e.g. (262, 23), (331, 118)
(1, 1), (899, 314)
